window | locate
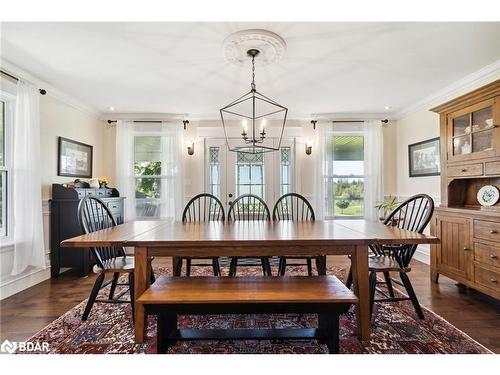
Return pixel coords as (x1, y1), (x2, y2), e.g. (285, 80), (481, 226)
(208, 147), (220, 198)
(279, 146), (291, 196)
(134, 135), (176, 219)
(324, 132), (365, 218)
(0, 100), (6, 236)
(236, 152), (264, 198)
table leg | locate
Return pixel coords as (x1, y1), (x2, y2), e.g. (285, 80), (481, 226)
(134, 247), (151, 344)
(351, 244), (370, 342)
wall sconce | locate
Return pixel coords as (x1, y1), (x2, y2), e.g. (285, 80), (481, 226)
(305, 142), (312, 155)
(183, 120), (190, 130)
(186, 141), (195, 156)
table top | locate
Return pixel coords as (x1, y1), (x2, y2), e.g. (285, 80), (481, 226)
(61, 219), (439, 248)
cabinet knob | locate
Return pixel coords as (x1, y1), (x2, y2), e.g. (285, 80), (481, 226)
(463, 246), (470, 251)
(490, 254), (498, 259)
(490, 278), (498, 283)
(461, 168), (467, 172)
(490, 229), (498, 234)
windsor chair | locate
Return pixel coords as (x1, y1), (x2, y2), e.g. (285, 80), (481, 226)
(346, 194), (434, 319)
(175, 193), (225, 276)
(227, 194), (272, 276)
(78, 196), (155, 321)
(272, 193), (326, 276)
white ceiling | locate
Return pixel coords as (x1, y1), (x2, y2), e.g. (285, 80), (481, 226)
(1, 22), (500, 118)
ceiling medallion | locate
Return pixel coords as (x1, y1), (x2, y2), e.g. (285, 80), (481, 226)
(222, 29), (287, 66)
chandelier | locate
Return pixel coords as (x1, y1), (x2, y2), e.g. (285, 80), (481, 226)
(220, 49), (288, 154)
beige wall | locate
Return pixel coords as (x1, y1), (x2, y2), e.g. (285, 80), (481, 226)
(40, 95), (107, 200)
(395, 110), (441, 201)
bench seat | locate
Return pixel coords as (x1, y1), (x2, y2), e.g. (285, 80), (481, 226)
(138, 275), (357, 354)
(137, 275), (358, 305)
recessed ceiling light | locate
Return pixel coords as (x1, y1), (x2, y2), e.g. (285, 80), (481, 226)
(109, 106), (115, 111)
(384, 106), (391, 111)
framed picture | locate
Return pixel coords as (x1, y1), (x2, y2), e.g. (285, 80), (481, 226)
(408, 137), (441, 177)
(57, 137), (93, 178)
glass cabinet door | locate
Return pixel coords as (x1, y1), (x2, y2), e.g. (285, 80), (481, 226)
(449, 100), (495, 160)
(471, 106), (494, 153)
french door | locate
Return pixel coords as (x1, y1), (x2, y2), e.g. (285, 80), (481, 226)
(205, 138), (294, 214)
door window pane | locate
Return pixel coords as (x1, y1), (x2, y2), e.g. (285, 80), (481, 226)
(280, 147), (291, 196)
(236, 152), (264, 199)
(208, 147), (221, 198)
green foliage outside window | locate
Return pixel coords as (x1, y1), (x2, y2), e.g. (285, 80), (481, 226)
(135, 161), (161, 198)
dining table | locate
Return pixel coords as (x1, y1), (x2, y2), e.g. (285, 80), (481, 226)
(61, 219), (439, 344)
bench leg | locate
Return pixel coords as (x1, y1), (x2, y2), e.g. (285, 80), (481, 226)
(157, 313), (177, 354)
(319, 312), (340, 354)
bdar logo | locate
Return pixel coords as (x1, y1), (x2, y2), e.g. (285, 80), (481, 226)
(1, 340), (17, 354)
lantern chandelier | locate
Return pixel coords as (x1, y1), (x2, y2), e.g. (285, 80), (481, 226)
(220, 48), (288, 154)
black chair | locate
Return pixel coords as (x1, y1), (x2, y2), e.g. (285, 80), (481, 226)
(78, 196), (155, 321)
(175, 193), (225, 276)
(346, 194), (434, 319)
(227, 194), (272, 276)
(273, 193), (326, 276)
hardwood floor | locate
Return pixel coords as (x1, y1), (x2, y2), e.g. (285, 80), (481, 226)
(1, 256), (498, 353)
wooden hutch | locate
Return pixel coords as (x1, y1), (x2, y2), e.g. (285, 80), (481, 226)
(430, 79), (500, 300)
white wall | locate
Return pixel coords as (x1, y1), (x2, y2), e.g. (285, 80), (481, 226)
(1, 93), (107, 299)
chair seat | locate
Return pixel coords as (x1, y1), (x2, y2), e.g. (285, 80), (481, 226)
(93, 256), (135, 274)
(368, 256), (411, 272)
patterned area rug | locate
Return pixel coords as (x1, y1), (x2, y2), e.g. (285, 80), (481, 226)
(20, 265), (491, 354)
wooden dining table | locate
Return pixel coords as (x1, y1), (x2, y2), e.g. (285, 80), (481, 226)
(61, 219), (439, 344)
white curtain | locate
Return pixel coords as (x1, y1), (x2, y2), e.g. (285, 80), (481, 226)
(158, 121), (184, 220)
(11, 81), (45, 275)
(313, 121), (329, 220)
(364, 120), (384, 221)
(116, 120), (136, 221)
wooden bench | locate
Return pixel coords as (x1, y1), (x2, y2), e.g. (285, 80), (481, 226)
(137, 275), (358, 354)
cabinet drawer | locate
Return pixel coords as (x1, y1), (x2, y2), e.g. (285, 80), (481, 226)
(474, 242), (500, 268)
(474, 264), (500, 291)
(474, 220), (500, 243)
(485, 161), (500, 176)
(95, 189), (107, 197)
(107, 200), (123, 213)
(447, 163), (483, 177)
(75, 189), (86, 198)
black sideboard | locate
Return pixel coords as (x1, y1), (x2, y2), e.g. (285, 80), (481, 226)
(49, 184), (125, 277)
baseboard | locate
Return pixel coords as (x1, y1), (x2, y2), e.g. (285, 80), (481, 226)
(0, 267), (51, 300)
(413, 246), (430, 265)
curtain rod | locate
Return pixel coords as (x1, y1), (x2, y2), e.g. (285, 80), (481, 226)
(107, 120), (164, 124)
(1, 70), (47, 95)
(331, 120), (388, 123)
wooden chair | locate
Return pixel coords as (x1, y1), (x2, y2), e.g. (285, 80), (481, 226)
(78, 196), (155, 321)
(227, 194), (272, 276)
(175, 193), (225, 276)
(346, 194), (434, 319)
(273, 193), (326, 276)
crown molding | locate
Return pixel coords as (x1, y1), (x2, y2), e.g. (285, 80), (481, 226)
(394, 59), (500, 120)
(0, 59), (102, 117)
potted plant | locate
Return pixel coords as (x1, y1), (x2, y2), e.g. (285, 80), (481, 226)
(375, 195), (399, 222)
